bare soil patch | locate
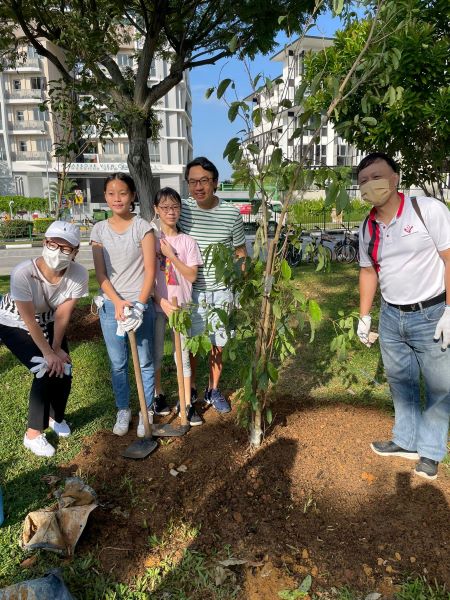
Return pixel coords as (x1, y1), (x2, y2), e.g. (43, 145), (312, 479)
(61, 394), (449, 598)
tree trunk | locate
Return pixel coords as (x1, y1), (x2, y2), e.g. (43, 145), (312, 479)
(127, 118), (158, 221)
(250, 405), (263, 447)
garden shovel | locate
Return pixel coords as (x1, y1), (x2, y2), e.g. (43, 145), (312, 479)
(152, 297), (190, 437)
(122, 330), (158, 459)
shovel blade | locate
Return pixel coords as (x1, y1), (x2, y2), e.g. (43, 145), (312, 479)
(122, 437), (158, 459)
(152, 423), (190, 437)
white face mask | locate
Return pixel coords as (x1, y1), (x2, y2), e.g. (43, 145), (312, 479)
(359, 178), (393, 207)
(42, 245), (73, 271)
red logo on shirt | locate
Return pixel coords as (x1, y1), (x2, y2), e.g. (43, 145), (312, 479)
(403, 225), (414, 234)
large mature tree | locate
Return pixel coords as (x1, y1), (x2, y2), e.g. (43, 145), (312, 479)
(0, 0), (325, 218)
(304, 0), (450, 199)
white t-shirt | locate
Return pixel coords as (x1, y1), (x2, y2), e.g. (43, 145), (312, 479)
(359, 195), (450, 304)
(90, 216), (156, 302)
(0, 258), (88, 330)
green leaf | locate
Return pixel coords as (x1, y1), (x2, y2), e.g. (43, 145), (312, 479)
(388, 86), (396, 107)
(246, 143), (260, 156)
(252, 107), (262, 127)
(228, 102), (240, 122)
(270, 147), (282, 169)
(265, 407), (273, 424)
(281, 259), (292, 280)
(361, 116), (377, 126)
(308, 299), (322, 323)
(278, 15), (287, 24)
(294, 80), (309, 104)
(205, 87), (215, 99)
(223, 137), (240, 160)
(332, 0), (344, 16)
(279, 98), (292, 109)
(228, 35), (238, 53)
(267, 361), (278, 383)
(248, 179), (256, 201)
(309, 72), (322, 95)
(217, 78), (232, 99)
(298, 574), (312, 593)
(272, 302), (282, 319)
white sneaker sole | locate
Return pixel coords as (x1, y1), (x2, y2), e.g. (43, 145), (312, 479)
(370, 443), (419, 460)
(113, 426), (130, 436)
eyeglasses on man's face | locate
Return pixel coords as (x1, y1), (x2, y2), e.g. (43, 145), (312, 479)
(158, 204), (181, 213)
(187, 177), (214, 187)
(45, 239), (76, 255)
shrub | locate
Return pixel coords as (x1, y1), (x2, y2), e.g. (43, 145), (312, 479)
(0, 196), (48, 214)
(0, 219), (32, 240)
(33, 218), (56, 234)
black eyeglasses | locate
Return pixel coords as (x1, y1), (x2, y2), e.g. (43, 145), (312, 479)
(187, 177), (214, 187)
(45, 239), (76, 255)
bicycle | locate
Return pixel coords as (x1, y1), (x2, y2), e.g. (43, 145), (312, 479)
(302, 227), (333, 265)
(334, 228), (359, 263)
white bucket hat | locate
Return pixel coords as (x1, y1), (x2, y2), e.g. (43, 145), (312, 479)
(44, 221), (80, 247)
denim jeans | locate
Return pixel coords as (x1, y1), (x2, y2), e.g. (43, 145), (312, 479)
(379, 299), (450, 461)
(99, 300), (155, 410)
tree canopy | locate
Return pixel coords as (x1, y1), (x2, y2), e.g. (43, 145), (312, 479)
(0, 0), (326, 217)
(304, 0), (450, 198)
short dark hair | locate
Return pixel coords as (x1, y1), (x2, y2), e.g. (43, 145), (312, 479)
(185, 156), (219, 181)
(357, 152), (399, 176)
(154, 187), (181, 207)
(104, 172), (136, 212)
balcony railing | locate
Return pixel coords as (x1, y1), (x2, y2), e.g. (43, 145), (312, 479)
(8, 120), (46, 131)
(11, 151), (48, 161)
(6, 89), (43, 100)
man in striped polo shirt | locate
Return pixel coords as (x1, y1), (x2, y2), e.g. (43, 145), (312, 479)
(356, 152), (450, 481)
(179, 157), (247, 414)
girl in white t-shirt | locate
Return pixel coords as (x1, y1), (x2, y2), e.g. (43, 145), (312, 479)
(91, 173), (156, 438)
(153, 187), (203, 426)
(0, 221), (88, 457)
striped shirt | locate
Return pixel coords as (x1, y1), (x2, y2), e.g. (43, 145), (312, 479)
(179, 198), (246, 291)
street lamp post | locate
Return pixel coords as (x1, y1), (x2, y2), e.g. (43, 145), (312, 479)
(9, 200), (14, 220)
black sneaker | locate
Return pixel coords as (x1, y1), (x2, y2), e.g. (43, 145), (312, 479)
(191, 387), (198, 405)
(415, 457), (438, 481)
(187, 405), (203, 426)
(175, 402), (203, 426)
(154, 393), (170, 416)
(370, 441), (419, 460)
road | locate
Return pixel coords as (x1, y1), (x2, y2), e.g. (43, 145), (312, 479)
(0, 237), (256, 276)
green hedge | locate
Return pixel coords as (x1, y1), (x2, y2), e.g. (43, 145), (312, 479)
(33, 218), (55, 234)
(0, 196), (48, 214)
(0, 220), (33, 240)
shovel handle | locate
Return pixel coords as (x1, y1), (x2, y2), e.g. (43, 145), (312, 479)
(172, 297), (188, 427)
(128, 330), (152, 439)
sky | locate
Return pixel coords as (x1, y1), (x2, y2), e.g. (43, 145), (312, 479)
(190, 12), (344, 181)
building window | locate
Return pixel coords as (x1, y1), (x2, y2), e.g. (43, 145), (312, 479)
(104, 141), (116, 154)
(16, 111), (25, 122)
(19, 141), (27, 152)
(13, 80), (21, 90)
(31, 77), (43, 90)
(150, 60), (156, 77)
(149, 141), (160, 163)
(117, 53), (133, 67)
(37, 138), (51, 151)
(27, 45), (38, 58)
(122, 142), (129, 154)
(33, 107), (48, 121)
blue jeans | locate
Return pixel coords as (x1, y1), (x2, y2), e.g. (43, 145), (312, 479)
(99, 300), (155, 410)
(379, 299), (450, 462)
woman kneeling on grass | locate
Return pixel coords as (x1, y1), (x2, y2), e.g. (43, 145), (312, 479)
(0, 221), (88, 457)
(153, 187), (203, 426)
(91, 173), (157, 437)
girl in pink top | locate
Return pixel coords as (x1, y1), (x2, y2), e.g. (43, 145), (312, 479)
(153, 188), (203, 425)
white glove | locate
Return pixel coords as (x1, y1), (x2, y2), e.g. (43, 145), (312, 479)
(357, 315), (379, 347)
(434, 306), (450, 350)
(30, 356), (48, 378)
(121, 302), (145, 333)
(30, 356), (72, 378)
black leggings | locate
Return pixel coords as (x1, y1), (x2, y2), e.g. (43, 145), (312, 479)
(0, 322), (72, 430)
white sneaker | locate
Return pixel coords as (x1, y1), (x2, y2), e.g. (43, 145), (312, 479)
(23, 433), (55, 457)
(137, 410), (154, 438)
(113, 409), (132, 436)
(49, 418), (71, 437)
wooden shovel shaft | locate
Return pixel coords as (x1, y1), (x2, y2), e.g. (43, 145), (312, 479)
(172, 297), (188, 426)
(128, 330), (152, 439)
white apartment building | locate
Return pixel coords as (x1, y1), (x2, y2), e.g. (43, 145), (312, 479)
(0, 40), (192, 207)
(245, 36), (362, 188)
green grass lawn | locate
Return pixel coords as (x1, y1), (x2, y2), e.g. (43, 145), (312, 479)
(0, 264), (448, 599)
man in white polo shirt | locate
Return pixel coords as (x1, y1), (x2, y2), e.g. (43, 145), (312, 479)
(357, 152), (450, 481)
